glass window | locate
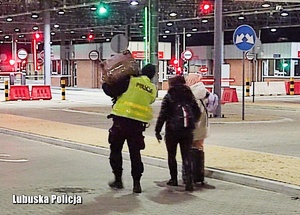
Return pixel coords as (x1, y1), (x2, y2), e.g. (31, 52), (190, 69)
(51, 60), (61, 75)
(294, 60), (300, 76)
(275, 59), (290, 76)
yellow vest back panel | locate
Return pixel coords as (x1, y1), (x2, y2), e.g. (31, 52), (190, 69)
(111, 76), (157, 123)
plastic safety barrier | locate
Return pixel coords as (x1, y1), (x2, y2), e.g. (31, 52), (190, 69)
(253, 82), (269, 96)
(252, 82), (287, 96)
(268, 82), (286, 95)
(31, 85), (52, 100)
(9, 85), (31, 101)
(221, 88), (239, 104)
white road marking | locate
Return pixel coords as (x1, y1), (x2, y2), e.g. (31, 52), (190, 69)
(210, 117), (293, 124)
(0, 158), (28, 163)
(50, 108), (108, 116)
(0, 153), (28, 163)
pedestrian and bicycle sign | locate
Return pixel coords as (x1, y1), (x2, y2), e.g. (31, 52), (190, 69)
(233, 25), (256, 51)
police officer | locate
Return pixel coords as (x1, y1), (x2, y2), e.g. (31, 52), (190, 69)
(103, 64), (157, 193)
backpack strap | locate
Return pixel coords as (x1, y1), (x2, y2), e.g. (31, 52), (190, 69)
(200, 99), (209, 127)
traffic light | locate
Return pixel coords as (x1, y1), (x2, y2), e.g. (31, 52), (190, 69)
(21, 60), (27, 70)
(33, 32), (42, 41)
(200, 1), (213, 15)
(176, 66), (182, 75)
(275, 59), (290, 75)
(282, 60), (290, 73)
(9, 59), (15, 66)
(171, 58), (179, 67)
(96, 3), (110, 18)
(87, 33), (95, 41)
(183, 61), (188, 74)
(168, 58), (184, 75)
(35, 33), (40, 39)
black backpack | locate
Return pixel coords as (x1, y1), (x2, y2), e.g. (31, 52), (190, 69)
(170, 102), (196, 131)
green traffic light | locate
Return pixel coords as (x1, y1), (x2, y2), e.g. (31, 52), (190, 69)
(99, 6), (107, 14)
(97, 3), (109, 17)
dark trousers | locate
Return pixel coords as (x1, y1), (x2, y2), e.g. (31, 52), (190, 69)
(165, 130), (193, 181)
(108, 116), (146, 181)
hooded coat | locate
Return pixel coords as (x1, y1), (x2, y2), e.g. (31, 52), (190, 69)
(189, 82), (210, 141)
(155, 84), (201, 136)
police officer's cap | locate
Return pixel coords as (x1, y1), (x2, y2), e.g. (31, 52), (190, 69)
(141, 64), (156, 79)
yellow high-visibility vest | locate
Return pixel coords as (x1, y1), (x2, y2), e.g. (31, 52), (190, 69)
(111, 76), (157, 123)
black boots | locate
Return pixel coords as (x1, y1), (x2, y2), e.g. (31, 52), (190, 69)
(108, 180), (124, 189)
(133, 180), (142, 193)
(108, 175), (124, 189)
(109, 176), (142, 193)
(167, 178), (178, 186)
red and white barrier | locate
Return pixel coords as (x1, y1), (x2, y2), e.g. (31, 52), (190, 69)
(7, 85), (52, 101)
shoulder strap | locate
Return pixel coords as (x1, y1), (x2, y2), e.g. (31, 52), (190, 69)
(200, 99), (208, 115)
(200, 99), (209, 127)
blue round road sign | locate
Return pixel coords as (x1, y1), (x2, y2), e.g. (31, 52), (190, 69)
(233, 25), (256, 51)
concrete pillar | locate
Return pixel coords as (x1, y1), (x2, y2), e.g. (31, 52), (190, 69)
(44, 3), (51, 85)
(12, 35), (17, 72)
(213, 0), (223, 117)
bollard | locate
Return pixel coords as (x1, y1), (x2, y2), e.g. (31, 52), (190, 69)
(246, 77), (250, 97)
(61, 79), (66, 100)
(5, 80), (9, 101)
(9, 73), (15, 85)
(21, 72), (26, 85)
(290, 77), (294, 95)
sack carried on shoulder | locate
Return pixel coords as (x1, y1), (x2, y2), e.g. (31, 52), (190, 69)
(100, 50), (139, 85)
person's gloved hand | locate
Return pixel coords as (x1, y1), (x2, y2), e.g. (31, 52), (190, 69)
(155, 132), (162, 143)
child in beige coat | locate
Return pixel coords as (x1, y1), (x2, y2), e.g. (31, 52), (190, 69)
(185, 73), (210, 150)
(182, 73), (210, 184)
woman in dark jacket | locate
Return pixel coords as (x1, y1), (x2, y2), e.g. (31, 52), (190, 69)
(155, 75), (200, 191)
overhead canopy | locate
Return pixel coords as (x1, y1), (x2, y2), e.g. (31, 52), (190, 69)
(0, 0), (299, 45)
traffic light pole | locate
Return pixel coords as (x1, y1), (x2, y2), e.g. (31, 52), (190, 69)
(175, 34), (180, 69)
(33, 38), (37, 73)
(183, 27), (186, 52)
(149, 0), (159, 87)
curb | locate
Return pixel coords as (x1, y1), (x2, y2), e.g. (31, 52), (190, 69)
(1, 127), (299, 197)
(205, 168), (300, 196)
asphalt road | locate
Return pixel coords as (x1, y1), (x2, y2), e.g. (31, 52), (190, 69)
(0, 90), (299, 158)
(1, 133), (299, 215)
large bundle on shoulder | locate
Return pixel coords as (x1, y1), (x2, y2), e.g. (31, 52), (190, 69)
(100, 50), (139, 86)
